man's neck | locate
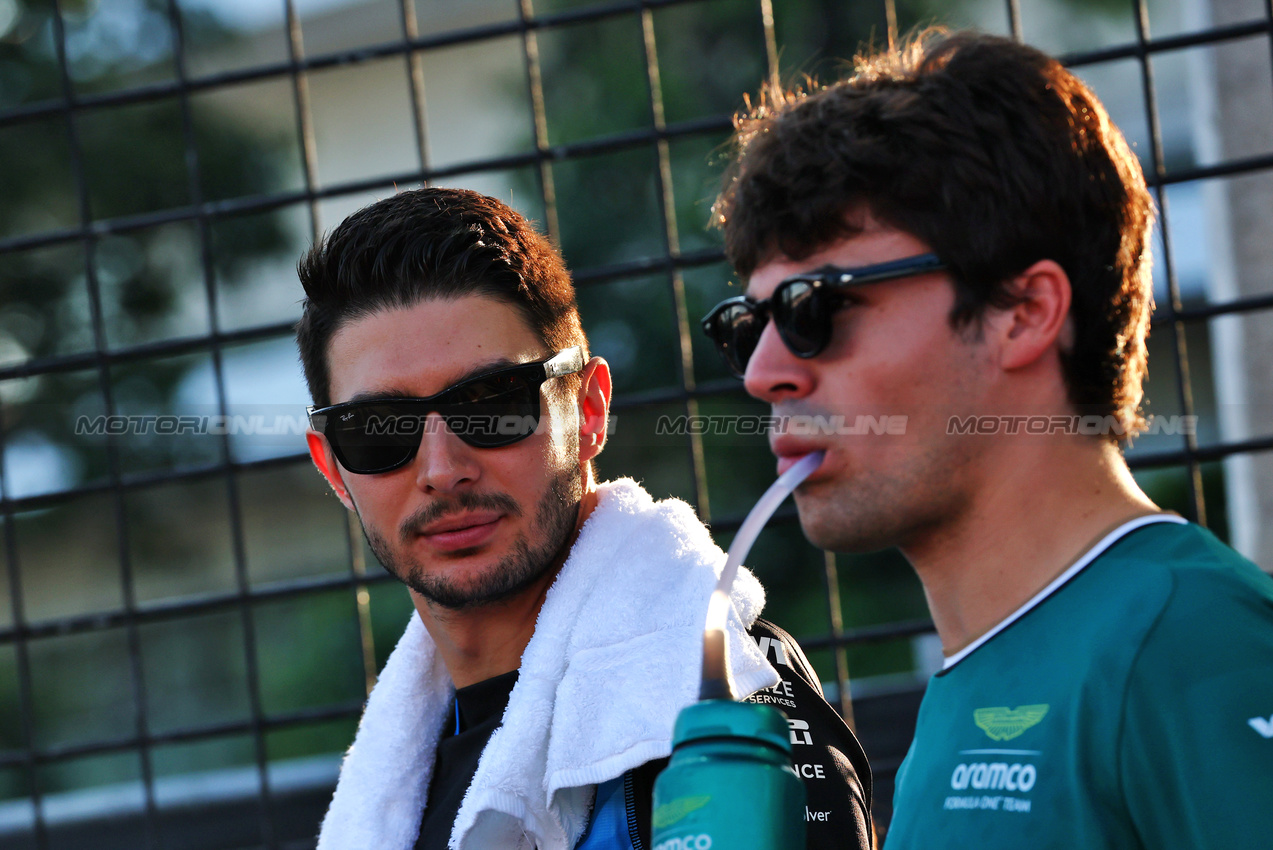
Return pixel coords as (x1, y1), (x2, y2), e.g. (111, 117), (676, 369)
(413, 482), (601, 689)
(904, 436), (1160, 660)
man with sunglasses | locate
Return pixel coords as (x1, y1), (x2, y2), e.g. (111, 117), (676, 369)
(296, 188), (872, 850)
(705, 29), (1273, 850)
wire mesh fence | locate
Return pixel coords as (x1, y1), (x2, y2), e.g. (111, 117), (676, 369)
(1, 0), (1270, 847)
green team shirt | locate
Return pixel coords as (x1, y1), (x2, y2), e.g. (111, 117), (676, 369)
(885, 515), (1273, 850)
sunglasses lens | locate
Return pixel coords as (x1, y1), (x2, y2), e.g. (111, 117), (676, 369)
(317, 352), (581, 473)
(326, 404), (423, 473)
(708, 302), (764, 376)
(442, 372), (543, 448)
(773, 280), (831, 357)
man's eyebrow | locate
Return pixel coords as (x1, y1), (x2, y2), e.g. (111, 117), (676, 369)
(341, 357), (525, 405)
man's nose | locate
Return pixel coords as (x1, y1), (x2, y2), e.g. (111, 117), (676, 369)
(743, 323), (815, 403)
(413, 412), (480, 493)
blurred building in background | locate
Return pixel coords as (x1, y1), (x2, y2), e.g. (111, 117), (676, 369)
(1, 0), (1270, 848)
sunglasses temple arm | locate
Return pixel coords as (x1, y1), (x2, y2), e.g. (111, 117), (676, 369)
(845, 254), (946, 286)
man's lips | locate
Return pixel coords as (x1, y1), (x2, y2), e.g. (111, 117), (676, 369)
(774, 451), (826, 478)
(770, 436), (826, 477)
(416, 511), (504, 551)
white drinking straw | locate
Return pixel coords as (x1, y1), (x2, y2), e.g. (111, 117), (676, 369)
(699, 451), (825, 700)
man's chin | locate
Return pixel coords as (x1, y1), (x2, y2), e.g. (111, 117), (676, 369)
(797, 508), (889, 554)
(404, 550), (562, 612)
(409, 577), (522, 612)
(797, 512), (840, 552)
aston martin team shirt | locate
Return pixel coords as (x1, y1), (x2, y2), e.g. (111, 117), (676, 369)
(885, 515), (1273, 849)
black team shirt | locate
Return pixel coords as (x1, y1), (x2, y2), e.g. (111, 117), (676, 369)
(415, 670), (519, 850)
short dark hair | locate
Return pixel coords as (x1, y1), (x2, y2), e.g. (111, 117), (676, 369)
(297, 187), (587, 408)
(714, 29), (1156, 437)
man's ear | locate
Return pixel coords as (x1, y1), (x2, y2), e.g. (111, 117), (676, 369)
(993, 259), (1073, 372)
(307, 430), (356, 511)
(577, 356), (612, 463)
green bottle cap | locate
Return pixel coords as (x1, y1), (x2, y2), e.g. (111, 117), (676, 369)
(672, 699), (792, 753)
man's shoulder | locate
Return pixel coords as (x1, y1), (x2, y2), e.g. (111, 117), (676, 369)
(1108, 517), (1259, 570)
(1095, 520), (1272, 648)
(1058, 519), (1268, 637)
(1111, 528), (1273, 848)
(1048, 520), (1273, 726)
(931, 520), (1270, 709)
(1121, 523), (1273, 677)
(746, 618), (827, 697)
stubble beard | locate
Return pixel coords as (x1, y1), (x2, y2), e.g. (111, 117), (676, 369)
(361, 467), (583, 611)
(797, 440), (973, 554)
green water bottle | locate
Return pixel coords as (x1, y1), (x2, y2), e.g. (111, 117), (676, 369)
(650, 699), (807, 850)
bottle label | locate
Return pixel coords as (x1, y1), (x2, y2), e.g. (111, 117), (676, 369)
(652, 835), (713, 850)
(651, 795), (712, 830)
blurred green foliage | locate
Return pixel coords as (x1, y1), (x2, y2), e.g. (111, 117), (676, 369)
(0, 0), (292, 799)
(0, 0), (290, 489)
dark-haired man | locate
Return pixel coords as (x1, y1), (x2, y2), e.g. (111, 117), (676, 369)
(297, 187), (871, 850)
(705, 30), (1273, 849)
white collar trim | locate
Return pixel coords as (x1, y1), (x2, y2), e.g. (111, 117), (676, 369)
(941, 513), (1187, 671)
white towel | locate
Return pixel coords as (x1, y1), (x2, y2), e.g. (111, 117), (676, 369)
(317, 478), (778, 850)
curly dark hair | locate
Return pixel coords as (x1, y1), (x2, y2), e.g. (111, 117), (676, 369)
(296, 187), (587, 409)
(714, 29), (1156, 438)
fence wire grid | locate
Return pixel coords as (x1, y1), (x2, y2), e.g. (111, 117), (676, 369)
(1, 0), (1271, 847)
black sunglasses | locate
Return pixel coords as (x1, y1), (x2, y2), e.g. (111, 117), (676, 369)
(307, 346), (585, 474)
(700, 253), (946, 377)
